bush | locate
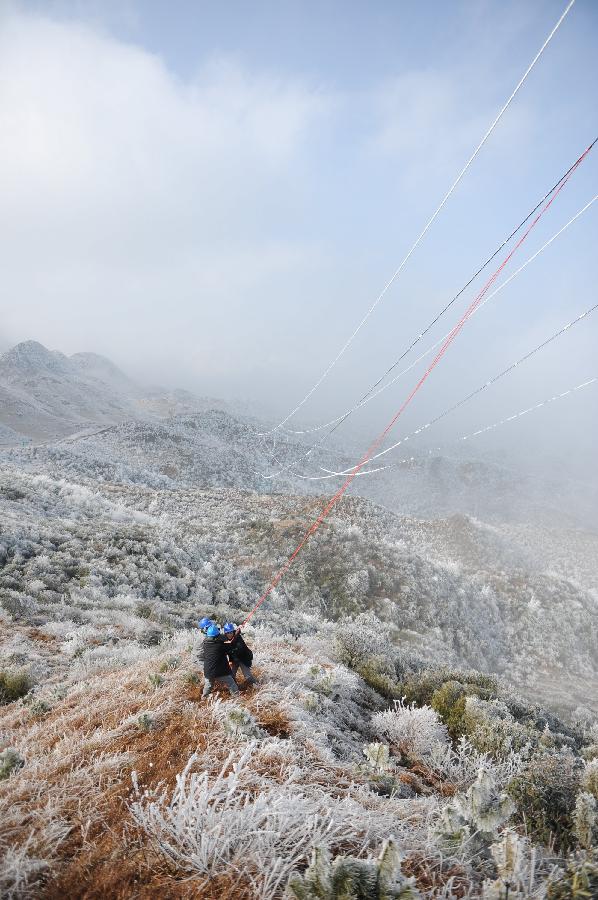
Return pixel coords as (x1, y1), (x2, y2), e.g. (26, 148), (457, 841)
(0, 747), (24, 780)
(0, 669), (32, 704)
(373, 699), (448, 762)
(397, 668), (497, 709)
(546, 850), (598, 899)
(431, 680), (470, 740)
(581, 759), (598, 800)
(462, 697), (532, 758)
(508, 751), (581, 853)
(287, 839), (420, 899)
(355, 658), (401, 699)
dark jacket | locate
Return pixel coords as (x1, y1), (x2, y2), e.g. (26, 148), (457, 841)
(225, 633), (253, 667)
(201, 635), (231, 679)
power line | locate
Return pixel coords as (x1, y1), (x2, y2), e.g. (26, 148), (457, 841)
(312, 377), (598, 480)
(240, 136), (588, 625)
(259, 0), (577, 436)
(256, 188), (597, 480)
(303, 302), (598, 479)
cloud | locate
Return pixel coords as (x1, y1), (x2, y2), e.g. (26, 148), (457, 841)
(0, 7), (331, 380)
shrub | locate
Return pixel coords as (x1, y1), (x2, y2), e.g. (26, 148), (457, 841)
(0, 747), (24, 780)
(148, 673), (164, 689)
(29, 698), (51, 718)
(287, 839), (421, 899)
(363, 743), (390, 774)
(546, 850), (598, 899)
(224, 707), (262, 740)
(581, 759), (598, 800)
(158, 656), (180, 673)
(462, 697), (532, 758)
(138, 713), (155, 732)
(373, 699), (448, 762)
(573, 792), (597, 850)
(435, 770), (514, 856)
(0, 669), (32, 704)
(397, 668), (497, 709)
(333, 614), (380, 669)
(356, 658), (401, 699)
(431, 680), (469, 740)
(508, 751), (581, 853)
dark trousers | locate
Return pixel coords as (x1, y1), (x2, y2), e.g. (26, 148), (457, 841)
(202, 674), (240, 697)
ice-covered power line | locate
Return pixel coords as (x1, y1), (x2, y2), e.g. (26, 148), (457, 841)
(259, 0), (577, 436)
(281, 190), (598, 439)
(256, 191), (598, 480)
(281, 158), (597, 438)
(309, 377), (597, 480)
(297, 301), (598, 480)
(241, 132), (588, 626)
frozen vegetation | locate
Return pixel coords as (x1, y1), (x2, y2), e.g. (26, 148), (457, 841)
(1, 341), (598, 897)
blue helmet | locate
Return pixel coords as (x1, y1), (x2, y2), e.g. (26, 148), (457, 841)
(223, 622), (237, 634)
(206, 624), (221, 638)
(198, 616), (213, 631)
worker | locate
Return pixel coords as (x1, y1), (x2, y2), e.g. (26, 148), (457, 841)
(198, 616), (214, 634)
(223, 622), (256, 686)
(199, 623), (240, 698)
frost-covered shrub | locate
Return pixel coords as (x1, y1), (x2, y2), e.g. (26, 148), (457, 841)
(429, 736), (528, 791)
(356, 657), (401, 699)
(28, 697), (51, 718)
(287, 839), (420, 899)
(462, 697), (532, 758)
(397, 668), (497, 710)
(130, 746), (351, 897)
(573, 792), (597, 850)
(430, 680), (470, 741)
(435, 770), (514, 856)
(333, 613), (380, 669)
(581, 759), (598, 800)
(0, 747), (25, 780)
(373, 699), (449, 762)
(224, 706), (263, 740)
(481, 830), (535, 900)
(546, 850), (598, 898)
(0, 590), (38, 620)
(508, 750), (581, 852)
(363, 743), (390, 774)
(0, 669), (32, 704)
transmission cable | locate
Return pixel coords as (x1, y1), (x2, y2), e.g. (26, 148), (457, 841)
(260, 0), (577, 436)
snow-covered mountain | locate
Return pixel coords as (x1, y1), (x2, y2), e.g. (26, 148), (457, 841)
(0, 340), (232, 443)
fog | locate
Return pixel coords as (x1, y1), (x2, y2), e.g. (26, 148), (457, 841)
(1, 0), (597, 477)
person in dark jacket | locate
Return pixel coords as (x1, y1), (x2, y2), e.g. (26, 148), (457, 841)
(197, 624), (240, 698)
(222, 622), (256, 685)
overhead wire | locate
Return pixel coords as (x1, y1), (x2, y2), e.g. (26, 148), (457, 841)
(310, 377), (598, 479)
(240, 134), (591, 625)
(255, 188), (598, 480)
(280, 153), (597, 438)
(258, 0), (577, 437)
(305, 302), (598, 480)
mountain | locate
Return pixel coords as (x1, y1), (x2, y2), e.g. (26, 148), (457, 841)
(0, 340), (232, 443)
(2, 344), (598, 897)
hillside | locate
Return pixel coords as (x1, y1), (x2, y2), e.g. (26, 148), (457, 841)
(0, 341), (233, 443)
(2, 465), (598, 896)
(2, 343), (598, 897)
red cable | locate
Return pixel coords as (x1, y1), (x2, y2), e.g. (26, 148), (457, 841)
(241, 140), (594, 627)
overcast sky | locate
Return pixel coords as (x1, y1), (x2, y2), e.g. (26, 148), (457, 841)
(1, 0), (596, 469)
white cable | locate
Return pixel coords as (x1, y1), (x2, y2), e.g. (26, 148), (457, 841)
(302, 377), (597, 481)
(283, 194), (598, 437)
(255, 194), (597, 480)
(258, 0), (577, 436)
